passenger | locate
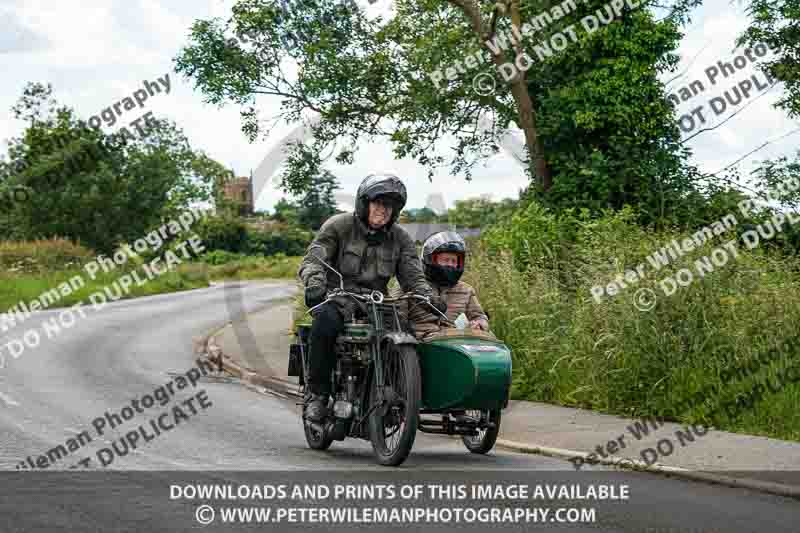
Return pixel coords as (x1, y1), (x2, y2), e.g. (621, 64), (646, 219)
(394, 231), (490, 340)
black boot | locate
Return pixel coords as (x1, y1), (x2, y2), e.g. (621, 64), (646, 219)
(304, 391), (330, 422)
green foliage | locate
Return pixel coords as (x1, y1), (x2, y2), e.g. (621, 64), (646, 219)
(0, 240), (210, 312)
(204, 253), (302, 280)
(245, 224), (313, 256)
(2, 83), (217, 254)
(481, 201), (587, 272)
(466, 207), (800, 442)
(294, 169), (340, 229)
(199, 249), (248, 265)
(751, 152), (800, 210)
(738, 0), (800, 116)
(194, 214), (312, 256)
(0, 264), (210, 312)
(0, 238), (95, 273)
(446, 197), (519, 228)
(519, 0), (699, 222)
(271, 198), (300, 225)
(175, 0), (701, 224)
(265, 169), (340, 228)
(195, 214), (249, 253)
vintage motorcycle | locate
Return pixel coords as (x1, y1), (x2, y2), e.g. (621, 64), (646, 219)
(288, 246), (513, 466)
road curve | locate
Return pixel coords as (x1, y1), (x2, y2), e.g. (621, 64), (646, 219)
(0, 281), (797, 532)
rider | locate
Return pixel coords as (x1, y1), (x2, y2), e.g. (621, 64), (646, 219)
(394, 231), (490, 340)
(297, 173), (447, 422)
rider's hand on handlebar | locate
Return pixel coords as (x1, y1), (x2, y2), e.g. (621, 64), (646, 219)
(304, 283), (327, 308)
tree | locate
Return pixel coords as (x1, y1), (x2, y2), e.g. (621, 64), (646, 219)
(406, 207), (440, 224)
(268, 169), (340, 229)
(271, 197), (300, 224)
(517, 0), (701, 223)
(297, 169), (340, 229)
(2, 82), (217, 253)
(739, 0), (800, 116)
(174, 0), (700, 222)
(447, 196), (518, 228)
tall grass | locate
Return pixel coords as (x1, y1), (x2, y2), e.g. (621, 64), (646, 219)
(0, 239), (210, 312)
(205, 254), (302, 281)
(0, 238), (94, 272)
(466, 209), (800, 442)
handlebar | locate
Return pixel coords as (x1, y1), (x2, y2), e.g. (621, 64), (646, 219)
(306, 289), (453, 324)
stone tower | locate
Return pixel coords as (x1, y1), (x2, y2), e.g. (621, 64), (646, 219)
(221, 171), (254, 216)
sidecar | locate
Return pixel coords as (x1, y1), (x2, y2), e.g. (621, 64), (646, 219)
(288, 322), (513, 455)
(416, 328), (512, 411)
(415, 327), (512, 454)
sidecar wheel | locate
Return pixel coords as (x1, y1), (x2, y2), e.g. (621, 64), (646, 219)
(368, 343), (420, 467)
(462, 409), (501, 454)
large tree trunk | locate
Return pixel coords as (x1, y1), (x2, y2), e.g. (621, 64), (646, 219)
(450, 0), (552, 191)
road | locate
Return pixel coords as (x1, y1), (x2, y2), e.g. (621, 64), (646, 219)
(0, 282), (797, 532)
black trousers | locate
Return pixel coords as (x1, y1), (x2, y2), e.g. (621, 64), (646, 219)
(307, 302), (345, 396)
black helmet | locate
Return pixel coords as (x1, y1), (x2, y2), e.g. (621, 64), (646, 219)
(422, 231), (466, 288)
(355, 173), (407, 228)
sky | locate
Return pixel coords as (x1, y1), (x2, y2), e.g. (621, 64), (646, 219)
(1, 0), (798, 213)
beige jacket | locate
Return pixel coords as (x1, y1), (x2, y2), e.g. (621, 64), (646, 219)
(392, 281), (489, 340)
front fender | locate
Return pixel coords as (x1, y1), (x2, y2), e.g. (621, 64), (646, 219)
(380, 332), (418, 346)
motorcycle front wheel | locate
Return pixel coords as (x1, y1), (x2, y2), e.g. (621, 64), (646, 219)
(368, 342), (421, 466)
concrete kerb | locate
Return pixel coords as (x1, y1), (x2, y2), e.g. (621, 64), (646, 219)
(196, 321), (800, 502)
(496, 441), (800, 501)
(196, 321), (303, 399)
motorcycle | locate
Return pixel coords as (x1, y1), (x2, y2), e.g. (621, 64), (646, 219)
(288, 245), (513, 466)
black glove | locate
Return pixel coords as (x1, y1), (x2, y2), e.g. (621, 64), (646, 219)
(305, 284), (327, 308)
(429, 294), (448, 315)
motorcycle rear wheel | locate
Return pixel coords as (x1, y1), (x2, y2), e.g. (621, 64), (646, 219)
(368, 343), (420, 466)
(462, 409), (501, 454)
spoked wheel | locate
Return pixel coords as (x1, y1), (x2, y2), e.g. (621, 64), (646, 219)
(462, 409), (501, 454)
(368, 343), (421, 466)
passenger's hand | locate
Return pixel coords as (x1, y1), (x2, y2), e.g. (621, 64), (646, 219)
(304, 284), (327, 308)
(470, 319), (488, 330)
(429, 295), (448, 315)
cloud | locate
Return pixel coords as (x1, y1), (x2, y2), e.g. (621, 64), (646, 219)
(0, 10), (50, 54)
(663, 1), (800, 180)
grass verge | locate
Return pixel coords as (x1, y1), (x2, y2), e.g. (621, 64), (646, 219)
(0, 263), (210, 313)
(205, 255), (302, 281)
(467, 208), (800, 443)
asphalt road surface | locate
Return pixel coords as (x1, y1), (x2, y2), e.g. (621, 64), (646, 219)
(0, 282), (798, 533)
